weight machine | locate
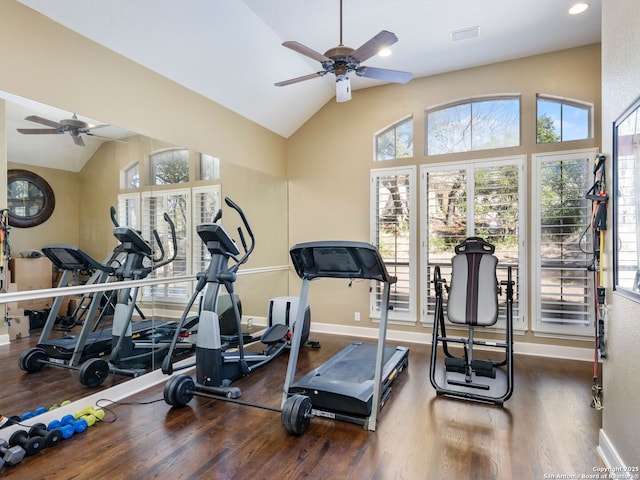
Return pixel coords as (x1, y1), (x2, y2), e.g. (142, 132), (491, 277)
(429, 237), (515, 405)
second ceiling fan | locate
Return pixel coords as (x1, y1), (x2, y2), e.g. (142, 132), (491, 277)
(275, 0), (412, 102)
(17, 113), (123, 147)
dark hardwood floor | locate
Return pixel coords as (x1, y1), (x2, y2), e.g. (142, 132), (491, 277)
(0, 330), (603, 479)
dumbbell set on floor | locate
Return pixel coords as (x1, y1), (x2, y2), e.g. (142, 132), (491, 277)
(0, 406), (105, 471)
(0, 400), (72, 429)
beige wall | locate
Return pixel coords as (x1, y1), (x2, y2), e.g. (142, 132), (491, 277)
(287, 44), (602, 350)
(0, 1), (286, 179)
(600, 0), (640, 467)
(0, 1), (289, 322)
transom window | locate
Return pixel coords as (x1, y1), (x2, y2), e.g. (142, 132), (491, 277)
(426, 96), (521, 155)
(150, 148), (189, 185)
(536, 95), (592, 143)
(375, 116), (413, 161)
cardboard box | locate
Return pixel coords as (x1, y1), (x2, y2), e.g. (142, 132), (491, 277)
(9, 257), (52, 285)
(5, 283), (19, 313)
(8, 315), (30, 341)
(9, 257), (53, 310)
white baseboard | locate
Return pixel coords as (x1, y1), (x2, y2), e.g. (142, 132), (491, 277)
(0, 333), (10, 346)
(309, 322), (594, 362)
(597, 429), (632, 478)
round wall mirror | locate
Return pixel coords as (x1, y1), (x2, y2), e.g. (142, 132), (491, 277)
(7, 169), (56, 228)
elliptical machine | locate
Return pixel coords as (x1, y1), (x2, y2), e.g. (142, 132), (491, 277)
(80, 208), (192, 386)
(162, 197), (305, 402)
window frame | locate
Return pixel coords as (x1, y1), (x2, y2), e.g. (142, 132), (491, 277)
(425, 95), (521, 156)
(149, 147), (190, 186)
(536, 94), (593, 144)
(531, 148), (598, 338)
(419, 156), (527, 333)
(373, 115), (414, 161)
(370, 166), (417, 323)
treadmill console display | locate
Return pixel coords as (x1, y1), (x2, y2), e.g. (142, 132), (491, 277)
(42, 244), (114, 273)
(289, 241), (396, 284)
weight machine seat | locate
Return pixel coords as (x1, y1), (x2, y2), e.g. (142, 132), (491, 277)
(447, 238), (499, 327)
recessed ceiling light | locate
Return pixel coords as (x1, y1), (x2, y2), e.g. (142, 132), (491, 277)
(569, 2), (590, 15)
(378, 48), (392, 57)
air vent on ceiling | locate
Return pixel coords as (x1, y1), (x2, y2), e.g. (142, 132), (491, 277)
(450, 26), (480, 42)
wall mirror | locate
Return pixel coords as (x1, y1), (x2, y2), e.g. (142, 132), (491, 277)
(1, 90), (289, 416)
(612, 95), (640, 302)
(7, 169), (55, 228)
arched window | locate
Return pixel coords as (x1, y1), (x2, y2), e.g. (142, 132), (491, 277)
(536, 94), (592, 143)
(375, 116), (413, 161)
(426, 96), (521, 155)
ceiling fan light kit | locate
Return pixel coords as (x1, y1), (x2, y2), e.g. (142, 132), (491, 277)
(275, 0), (412, 102)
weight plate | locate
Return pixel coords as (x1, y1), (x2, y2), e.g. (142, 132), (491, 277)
(79, 358), (110, 387)
(281, 394), (312, 436)
(164, 375), (194, 407)
(163, 375), (180, 405)
(18, 348), (47, 373)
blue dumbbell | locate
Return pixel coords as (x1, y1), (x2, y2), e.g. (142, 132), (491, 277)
(60, 415), (88, 434)
(47, 420), (75, 440)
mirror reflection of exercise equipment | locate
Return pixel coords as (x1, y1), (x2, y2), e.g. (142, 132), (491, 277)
(429, 237), (515, 405)
(18, 208), (194, 387)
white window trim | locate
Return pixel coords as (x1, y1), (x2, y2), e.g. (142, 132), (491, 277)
(191, 184), (222, 274)
(117, 192), (141, 230)
(419, 155), (527, 333)
(141, 188), (192, 303)
(531, 148), (598, 339)
(370, 165), (417, 324)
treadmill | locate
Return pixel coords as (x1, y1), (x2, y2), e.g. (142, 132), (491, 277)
(31, 245), (156, 365)
(283, 240), (409, 431)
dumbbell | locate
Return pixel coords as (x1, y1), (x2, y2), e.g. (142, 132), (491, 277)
(19, 407), (47, 421)
(48, 400), (71, 411)
(29, 423), (62, 448)
(47, 421), (75, 440)
(0, 439), (26, 466)
(8, 430), (44, 456)
(74, 407), (105, 427)
(49, 415), (88, 435)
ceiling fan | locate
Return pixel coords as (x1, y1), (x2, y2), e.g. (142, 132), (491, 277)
(275, 0), (412, 102)
(17, 113), (124, 147)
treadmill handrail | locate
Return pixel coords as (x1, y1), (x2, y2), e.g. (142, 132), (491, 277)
(289, 241), (397, 284)
(42, 244), (116, 274)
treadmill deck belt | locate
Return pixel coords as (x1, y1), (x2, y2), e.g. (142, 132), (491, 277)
(289, 342), (409, 417)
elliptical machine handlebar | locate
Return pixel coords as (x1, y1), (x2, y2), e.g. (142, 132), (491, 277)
(224, 197), (255, 269)
(110, 206), (120, 228)
(150, 212), (178, 269)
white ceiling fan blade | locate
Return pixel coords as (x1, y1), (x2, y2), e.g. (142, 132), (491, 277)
(86, 132), (128, 143)
(336, 77), (351, 103)
(351, 30), (398, 63)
